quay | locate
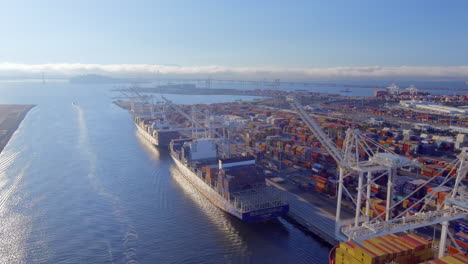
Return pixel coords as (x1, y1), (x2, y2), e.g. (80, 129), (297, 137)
(266, 178), (355, 246)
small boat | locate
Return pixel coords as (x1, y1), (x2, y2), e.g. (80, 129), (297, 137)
(72, 102), (77, 106)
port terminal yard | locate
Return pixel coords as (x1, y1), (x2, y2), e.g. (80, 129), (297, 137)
(115, 86), (468, 261)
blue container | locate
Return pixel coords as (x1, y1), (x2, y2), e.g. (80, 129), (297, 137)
(454, 223), (468, 233)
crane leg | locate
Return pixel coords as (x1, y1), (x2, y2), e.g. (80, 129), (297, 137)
(385, 168), (394, 221)
(365, 172), (372, 221)
(439, 221), (448, 258)
(335, 167), (344, 237)
(355, 172), (364, 227)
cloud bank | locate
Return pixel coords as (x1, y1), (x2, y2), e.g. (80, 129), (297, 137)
(1, 63), (468, 80)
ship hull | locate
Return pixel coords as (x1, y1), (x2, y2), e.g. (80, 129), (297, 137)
(241, 205), (289, 222)
(136, 123), (183, 147)
(171, 154), (289, 222)
(136, 123), (159, 146)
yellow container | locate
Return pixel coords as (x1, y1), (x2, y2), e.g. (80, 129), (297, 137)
(441, 255), (465, 264)
(355, 245), (384, 264)
(338, 233), (438, 264)
(340, 241), (358, 257)
(408, 233), (432, 249)
(370, 199), (383, 206)
(402, 199), (409, 208)
(391, 239), (413, 255)
(335, 248), (362, 264)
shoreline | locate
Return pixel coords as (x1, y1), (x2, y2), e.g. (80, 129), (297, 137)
(0, 104), (35, 154)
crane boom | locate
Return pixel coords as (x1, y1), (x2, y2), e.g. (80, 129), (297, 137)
(287, 96), (346, 168)
(160, 95), (226, 140)
(160, 95), (204, 128)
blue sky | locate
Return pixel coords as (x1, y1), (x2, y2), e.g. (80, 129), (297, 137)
(0, 0), (467, 79)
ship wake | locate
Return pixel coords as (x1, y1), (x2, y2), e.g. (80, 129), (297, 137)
(75, 105), (139, 264)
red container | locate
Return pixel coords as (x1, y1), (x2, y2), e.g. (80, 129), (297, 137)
(454, 238), (468, 250)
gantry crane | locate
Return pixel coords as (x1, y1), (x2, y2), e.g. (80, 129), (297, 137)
(288, 96), (414, 231)
(287, 96), (467, 257)
(342, 149), (467, 254)
(159, 95), (233, 157)
(116, 85), (154, 114)
(406, 85), (418, 97)
(387, 83), (400, 95)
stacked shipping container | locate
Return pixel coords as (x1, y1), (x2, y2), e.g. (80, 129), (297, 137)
(335, 234), (433, 264)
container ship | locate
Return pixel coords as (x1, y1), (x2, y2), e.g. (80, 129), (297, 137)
(170, 138), (289, 222)
(135, 116), (187, 147)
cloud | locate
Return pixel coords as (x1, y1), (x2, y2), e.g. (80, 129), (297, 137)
(0, 63), (468, 80)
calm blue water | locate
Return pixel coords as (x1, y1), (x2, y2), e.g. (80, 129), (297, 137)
(0, 82), (330, 264)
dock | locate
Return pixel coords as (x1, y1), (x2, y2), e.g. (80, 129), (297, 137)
(267, 179), (344, 246)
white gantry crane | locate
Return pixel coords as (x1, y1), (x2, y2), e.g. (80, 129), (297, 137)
(406, 84), (418, 98)
(387, 83), (400, 95)
(160, 95), (233, 157)
(160, 95), (210, 136)
(117, 85), (154, 114)
(287, 96), (467, 258)
(342, 149), (467, 258)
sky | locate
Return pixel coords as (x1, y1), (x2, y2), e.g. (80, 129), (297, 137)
(1, 0), (468, 80)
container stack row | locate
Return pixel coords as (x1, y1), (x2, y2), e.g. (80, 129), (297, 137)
(420, 253), (468, 264)
(335, 233), (433, 264)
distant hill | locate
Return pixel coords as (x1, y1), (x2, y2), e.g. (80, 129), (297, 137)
(69, 74), (123, 84)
